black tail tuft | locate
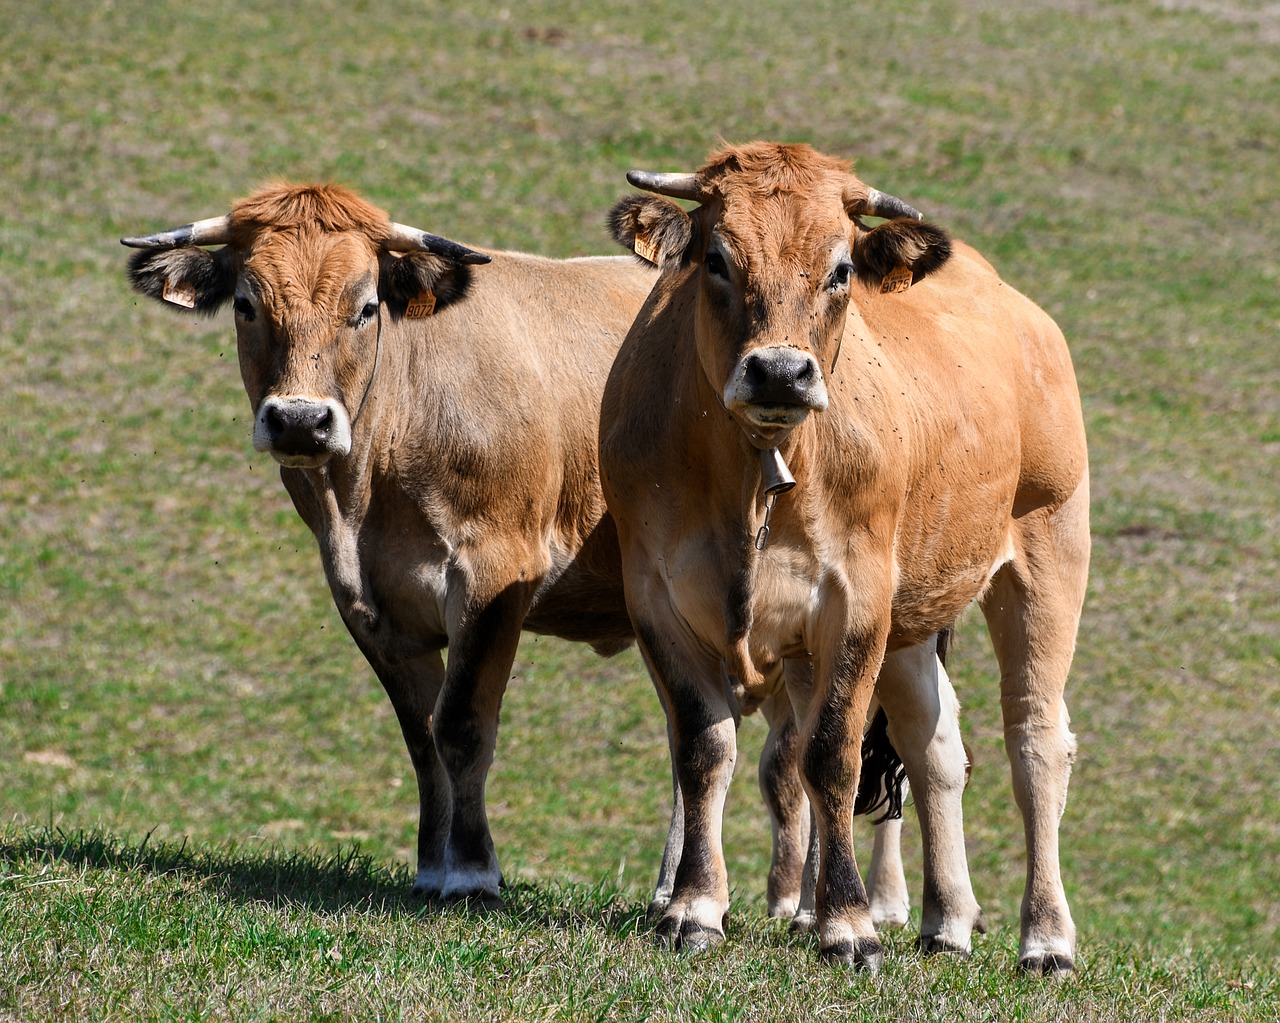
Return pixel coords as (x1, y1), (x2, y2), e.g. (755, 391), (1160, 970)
(854, 707), (907, 824)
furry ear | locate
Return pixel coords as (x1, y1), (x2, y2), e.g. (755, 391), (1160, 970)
(608, 194), (694, 269)
(126, 246), (236, 315)
(379, 250), (477, 318)
(853, 219), (952, 290)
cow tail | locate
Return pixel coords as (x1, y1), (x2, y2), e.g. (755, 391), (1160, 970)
(854, 706), (907, 824)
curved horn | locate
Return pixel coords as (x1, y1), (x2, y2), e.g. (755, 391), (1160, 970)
(864, 189), (925, 221)
(120, 215), (233, 249)
(626, 170), (706, 202)
(384, 222), (492, 265)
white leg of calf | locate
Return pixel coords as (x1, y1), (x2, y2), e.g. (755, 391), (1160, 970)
(877, 640), (982, 954)
(867, 798), (911, 930)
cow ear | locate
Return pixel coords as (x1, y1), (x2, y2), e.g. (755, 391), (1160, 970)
(127, 246), (236, 315)
(380, 250), (478, 319)
(608, 195), (693, 269)
(852, 219), (952, 290)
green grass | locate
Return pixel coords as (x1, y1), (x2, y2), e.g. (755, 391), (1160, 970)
(2, 0), (1278, 1019)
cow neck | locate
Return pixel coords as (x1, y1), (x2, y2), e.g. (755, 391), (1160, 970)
(754, 446), (796, 551)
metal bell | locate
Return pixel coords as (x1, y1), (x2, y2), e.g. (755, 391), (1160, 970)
(759, 447), (796, 496)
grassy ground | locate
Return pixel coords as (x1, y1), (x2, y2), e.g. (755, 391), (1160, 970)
(2, 0), (1277, 1019)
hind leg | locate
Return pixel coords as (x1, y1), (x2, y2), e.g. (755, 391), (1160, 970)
(982, 475), (1090, 976)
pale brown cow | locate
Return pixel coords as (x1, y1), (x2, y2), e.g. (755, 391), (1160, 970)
(601, 143), (1089, 974)
(121, 183), (924, 916)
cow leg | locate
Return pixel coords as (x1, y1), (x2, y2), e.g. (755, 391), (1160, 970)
(866, 787), (910, 930)
(635, 620), (736, 952)
(649, 700), (683, 918)
(797, 618), (889, 971)
(653, 669), (809, 923)
(758, 686), (810, 920)
(434, 579), (537, 905)
(981, 476), (1090, 977)
(875, 640), (983, 954)
(369, 650), (451, 898)
(786, 668), (908, 936)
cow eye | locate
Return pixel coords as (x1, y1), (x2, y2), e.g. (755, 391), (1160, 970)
(705, 249), (729, 280)
(233, 296), (256, 321)
(354, 300), (379, 326)
(829, 262), (854, 290)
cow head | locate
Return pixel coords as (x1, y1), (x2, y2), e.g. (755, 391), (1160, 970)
(610, 143), (951, 448)
(124, 183), (490, 469)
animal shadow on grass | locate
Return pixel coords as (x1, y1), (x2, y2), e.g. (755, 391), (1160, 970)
(2, 825), (652, 939)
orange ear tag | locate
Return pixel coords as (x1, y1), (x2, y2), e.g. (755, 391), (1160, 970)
(633, 231), (660, 265)
(162, 278), (198, 308)
(405, 290), (437, 318)
(880, 264), (913, 295)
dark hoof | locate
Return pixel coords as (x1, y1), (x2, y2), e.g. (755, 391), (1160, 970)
(789, 911), (817, 934)
(1017, 951), (1075, 978)
(821, 936), (885, 972)
(655, 917), (724, 953)
(974, 907), (989, 934)
(918, 933), (972, 957)
(444, 889), (505, 913)
(410, 881), (442, 901)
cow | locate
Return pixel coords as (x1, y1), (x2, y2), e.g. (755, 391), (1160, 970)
(600, 142), (1089, 975)
(120, 182), (952, 920)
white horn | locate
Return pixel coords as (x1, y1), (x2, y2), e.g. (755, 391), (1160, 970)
(626, 170), (706, 202)
(384, 222), (491, 264)
(121, 214), (232, 249)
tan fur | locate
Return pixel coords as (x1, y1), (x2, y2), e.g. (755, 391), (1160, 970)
(601, 143), (1088, 972)
(132, 182), (892, 918)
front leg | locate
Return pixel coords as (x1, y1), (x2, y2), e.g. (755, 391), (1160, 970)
(434, 576), (538, 904)
(635, 619), (738, 952)
(759, 674), (810, 921)
(801, 617), (891, 970)
(363, 649), (451, 898)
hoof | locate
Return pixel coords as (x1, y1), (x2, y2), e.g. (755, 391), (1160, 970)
(1017, 951), (1075, 979)
(974, 907), (989, 935)
(789, 910), (817, 934)
(918, 933), (972, 957)
(655, 916), (725, 953)
(443, 888), (505, 913)
(646, 897), (671, 922)
(410, 880), (442, 901)
(821, 936), (885, 972)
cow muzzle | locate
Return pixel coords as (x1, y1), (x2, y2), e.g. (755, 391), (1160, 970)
(723, 347), (829, 443)
(252, 395), (352, 468)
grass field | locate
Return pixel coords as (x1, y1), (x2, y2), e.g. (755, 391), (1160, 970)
(2, 0), (1278, 1019)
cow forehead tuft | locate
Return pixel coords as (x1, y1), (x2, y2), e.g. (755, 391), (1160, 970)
(697, 142), (857, 199)
(229, 182), (391, 243)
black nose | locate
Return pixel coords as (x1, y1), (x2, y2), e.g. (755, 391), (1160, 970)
(742, 349), (821, 406)
(265, 402), (333, 452)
